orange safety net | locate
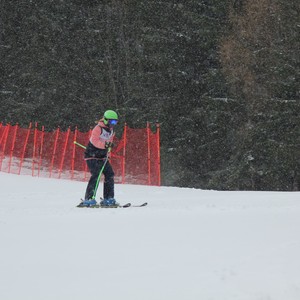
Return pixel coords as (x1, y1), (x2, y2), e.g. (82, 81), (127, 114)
(0, 122), (160, 186)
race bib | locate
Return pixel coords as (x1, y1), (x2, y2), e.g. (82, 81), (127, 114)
(100, 128), (113, 141)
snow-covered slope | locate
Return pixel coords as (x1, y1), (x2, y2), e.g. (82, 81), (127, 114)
(0, 172), (300, 300)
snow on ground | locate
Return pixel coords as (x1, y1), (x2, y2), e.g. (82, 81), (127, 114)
(0, 172), (300, 300)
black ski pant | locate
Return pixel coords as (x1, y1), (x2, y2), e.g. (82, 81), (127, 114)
(84, 158), (115, 200)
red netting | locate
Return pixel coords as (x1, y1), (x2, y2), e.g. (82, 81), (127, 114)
(0, 123), (160, 186)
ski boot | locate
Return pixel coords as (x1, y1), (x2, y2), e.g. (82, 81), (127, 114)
(78, 199), (97, 207)
(100, 198), (119, 208)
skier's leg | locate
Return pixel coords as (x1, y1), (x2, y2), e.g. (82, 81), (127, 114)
(84, 159), (103, 200)
(103, 161), (115, 199)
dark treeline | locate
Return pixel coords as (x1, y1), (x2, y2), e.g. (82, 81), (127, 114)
(1, 0), (299, 190)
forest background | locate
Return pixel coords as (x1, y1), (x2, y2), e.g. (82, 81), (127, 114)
(0, 0), (299, 190)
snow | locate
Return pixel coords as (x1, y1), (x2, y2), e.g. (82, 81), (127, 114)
(0, 172), (300, 300)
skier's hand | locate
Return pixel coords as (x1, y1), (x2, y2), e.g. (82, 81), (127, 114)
(105, 142), (114, 149)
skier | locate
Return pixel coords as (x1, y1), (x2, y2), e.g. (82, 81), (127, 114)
(80, 110), (118, 207)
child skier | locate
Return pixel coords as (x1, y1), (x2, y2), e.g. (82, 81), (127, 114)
(80, 110), (118, 207)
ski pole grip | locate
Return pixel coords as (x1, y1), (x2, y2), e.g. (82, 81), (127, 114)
(74, 141), (86, 149)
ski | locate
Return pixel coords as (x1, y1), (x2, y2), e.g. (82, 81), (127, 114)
(76, 202), (147, 208)
(131, 202), (148, 207)
(77, 202), (130, 208)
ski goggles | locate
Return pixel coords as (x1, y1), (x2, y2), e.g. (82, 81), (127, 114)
(108, 119), (118, 126)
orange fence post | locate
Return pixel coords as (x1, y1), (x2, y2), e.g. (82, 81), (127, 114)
(32, 123), (38, 176)
(37, 125), (45, 177)
(122, 123), (127, 184)
(71, 127), (78, 180)
(84, 129), (92, 181)
(0, 124), (6, 144)
(156, 123), (161, 186)
(18, 123), (32, 175)
(8, 124), (19, 173)
(49, 127), (60, 178)
(59, 127), (70, 179)
(147, 122), (151, 185)
(0, 124), (10, 171)
(0, 123), (4, 165)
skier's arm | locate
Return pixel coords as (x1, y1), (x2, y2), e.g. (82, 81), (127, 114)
(89, 125), (105, 149)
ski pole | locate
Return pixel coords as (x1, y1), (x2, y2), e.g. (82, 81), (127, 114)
(74, 141), (86, 149)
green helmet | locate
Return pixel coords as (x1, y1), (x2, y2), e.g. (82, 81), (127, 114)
(103, 110), (118, 125)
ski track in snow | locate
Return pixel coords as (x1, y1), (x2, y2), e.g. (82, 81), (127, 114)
(0, 172), (300, 300)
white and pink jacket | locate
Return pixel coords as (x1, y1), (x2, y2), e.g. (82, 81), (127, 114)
(89, 120), (115, 149)
(84, 120), (115, 159)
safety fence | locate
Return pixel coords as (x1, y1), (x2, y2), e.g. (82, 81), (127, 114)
(0, 122), (160, 186)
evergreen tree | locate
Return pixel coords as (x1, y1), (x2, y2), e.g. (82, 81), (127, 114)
(1, 0), (298, 190)
(218, 0), (300, 190)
